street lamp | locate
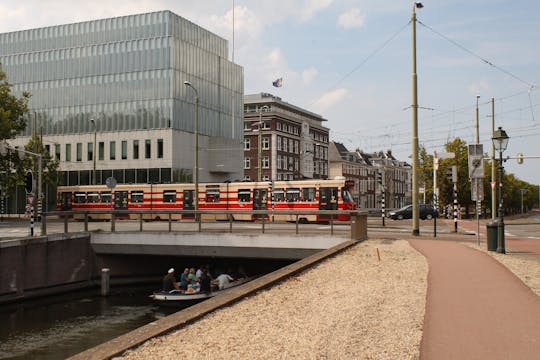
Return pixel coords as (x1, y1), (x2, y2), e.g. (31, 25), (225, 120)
(492, 126), (509, 254)
(184, 81), (199, 215)
(90, 118), (97, 185)
(411, 1), (423, 236)
(257, 105), (269, 182)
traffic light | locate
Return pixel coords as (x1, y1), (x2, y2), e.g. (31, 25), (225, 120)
(24, 171), (33, 194)
(377, 171), (383, 185)
(517, 153), (524, 164)
(446, 168), (453, 181)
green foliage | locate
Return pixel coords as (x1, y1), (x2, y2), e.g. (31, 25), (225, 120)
(0, 63), (30, 141)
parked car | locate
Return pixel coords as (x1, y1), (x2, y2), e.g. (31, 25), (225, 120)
(388, 204), (437, 220)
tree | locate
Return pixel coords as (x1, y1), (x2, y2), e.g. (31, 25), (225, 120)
(0, 63), (30, 141)
(0, 63), (32, 203)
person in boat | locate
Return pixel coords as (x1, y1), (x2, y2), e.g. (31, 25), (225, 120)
(199, 266), (212, 293)
(215, 273), (234, 290)
(188, 267), (200, 290)
(179, 268), (189, 290)
(162, 268), (180, 292)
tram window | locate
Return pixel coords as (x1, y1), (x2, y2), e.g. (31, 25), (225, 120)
(341, 188), (353, 203)
(74, 192), (86, 203)
(131, 190), (144, 203)
(238, 189), (251, 203)
(163, 190), (177, 203)
(100, 191), (112, 203)
(206, 189), (220, 203)
(273, 188), (285, 202)
(302, 187), (316, 202)
(286, 188), (300, 202)
(87, 192), (99, 203)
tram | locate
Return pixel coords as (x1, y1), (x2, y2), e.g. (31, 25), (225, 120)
(57, 178), (356, 222)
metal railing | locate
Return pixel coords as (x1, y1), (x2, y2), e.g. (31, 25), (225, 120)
(41, 209), (368, 240)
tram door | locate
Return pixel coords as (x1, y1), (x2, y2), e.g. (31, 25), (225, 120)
(114, 191), (128, 210)
(318, 187), (338, 221)
(60, 192), (72, 210)
(252, 188), (268, 219)
(183, 190), (195, 219)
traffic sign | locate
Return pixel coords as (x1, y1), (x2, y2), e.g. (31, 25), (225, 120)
(106, 177), (117, 189)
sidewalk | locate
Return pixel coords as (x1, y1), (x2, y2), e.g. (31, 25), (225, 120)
(410, 239), (540, 359)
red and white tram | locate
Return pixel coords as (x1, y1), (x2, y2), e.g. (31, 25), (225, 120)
(57, 178), (356, 222)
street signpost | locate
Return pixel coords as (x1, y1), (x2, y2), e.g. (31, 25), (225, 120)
(468, 144), (484, 245)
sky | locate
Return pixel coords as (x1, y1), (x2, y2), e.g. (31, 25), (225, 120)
(1, 0), (539, 185)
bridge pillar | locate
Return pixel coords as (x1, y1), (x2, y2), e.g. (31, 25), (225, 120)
(350, 212), (368, 241)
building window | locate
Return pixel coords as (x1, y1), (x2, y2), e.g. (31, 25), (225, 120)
(110, 141), (116, 160)
(277, 122), (281, 131)
(133, 140), (139, 160)
(145, 139), (151, 159)
(76, 143), (82, 162)
(121, 141), (127, 160)
(244, 138), (250, 150)
(98, 142), (104, 160)
(262, 137), (269, 149)
(243, 175), (251, 181)
(87, 142), (93, 161)
(65, 144), (71, 162)
(263, 175), (270, 181)
(55, 144), (61, 161)
(157, 139), (163, 159)
(244, 157), (251, 169)
(262, 156), (269, 168)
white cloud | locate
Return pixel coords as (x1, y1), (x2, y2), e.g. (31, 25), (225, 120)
(302, 67), (319, 85)
(207, 5), (262, 46)
(299, 0), (334, 22)
(312, 88), (348, 113)
(338, 8), (365, 29)
(468, 81), (491, 96)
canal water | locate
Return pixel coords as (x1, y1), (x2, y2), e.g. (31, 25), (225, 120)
(0, 285), (182, 360)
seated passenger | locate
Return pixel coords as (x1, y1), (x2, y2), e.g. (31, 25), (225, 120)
(162, 268), (180, 292)
(188, 267), (200, 290)
(179, 268), (189, 290)
(216, 273), (234, 290)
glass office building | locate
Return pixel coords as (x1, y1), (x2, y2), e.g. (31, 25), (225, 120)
(0, 10), (244, 187)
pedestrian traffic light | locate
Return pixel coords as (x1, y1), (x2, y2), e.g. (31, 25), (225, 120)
(24, 171), (33, 194)
(446, 168), (453, 181)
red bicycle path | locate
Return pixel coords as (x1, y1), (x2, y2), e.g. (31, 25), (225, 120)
(408, 229), (540, 360)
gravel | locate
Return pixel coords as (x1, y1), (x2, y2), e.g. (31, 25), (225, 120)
(120, 239), (428, 360)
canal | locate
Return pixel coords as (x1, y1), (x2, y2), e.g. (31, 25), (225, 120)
(0, 285), (180, 360)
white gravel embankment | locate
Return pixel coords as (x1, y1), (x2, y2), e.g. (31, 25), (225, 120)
(120, 239), (428, 360)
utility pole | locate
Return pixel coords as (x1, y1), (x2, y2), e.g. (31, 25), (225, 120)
(411, 2), (423, 236)
(491, 98), (496, 219)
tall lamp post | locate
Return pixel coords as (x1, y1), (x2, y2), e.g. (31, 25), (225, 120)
(492, 126), (509, 254)
(90, 118), (97, 185)
(411, 1), (423, 236)
(184, 81), (199, 215)
(257, 105), (269, 182)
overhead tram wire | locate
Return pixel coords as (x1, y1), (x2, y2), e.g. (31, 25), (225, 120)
(309, 21), (411, 108)
(417, 20), (535, 90)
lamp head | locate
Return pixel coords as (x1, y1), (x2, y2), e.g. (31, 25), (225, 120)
(415, 2), (423, 8)
(492, 126), (509, 152)
(183, 81), (192, 87)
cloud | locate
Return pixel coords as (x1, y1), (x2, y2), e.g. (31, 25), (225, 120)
(468, 81), (491, 96)
(312, 88), (348, 113)
(299, 0), (334, 22)
(338, 8), (365, 29)
(302, 67), (319, 85)
(207, 5), (262, 46)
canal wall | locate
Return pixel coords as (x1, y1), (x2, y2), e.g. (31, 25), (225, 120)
(0, 233), (96, 304)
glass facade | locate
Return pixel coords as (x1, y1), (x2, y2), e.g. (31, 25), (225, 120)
(0, 10), (244, 187)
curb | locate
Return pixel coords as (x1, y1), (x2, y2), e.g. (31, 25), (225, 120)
(68, 239), (359, 360)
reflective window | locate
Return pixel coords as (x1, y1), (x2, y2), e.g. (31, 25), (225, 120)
(110, 141), (116, 160)
(131, 190), (144, 203)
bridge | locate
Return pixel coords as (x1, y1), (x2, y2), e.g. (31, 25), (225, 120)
(0, 209), (367, 304)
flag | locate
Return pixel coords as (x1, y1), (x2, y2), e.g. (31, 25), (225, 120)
(272, 78), (283, 87)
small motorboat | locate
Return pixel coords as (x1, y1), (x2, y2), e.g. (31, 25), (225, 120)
(150, 277), (252, 304)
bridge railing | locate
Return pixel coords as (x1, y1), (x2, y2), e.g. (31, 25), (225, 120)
(41, 209), (368, 240)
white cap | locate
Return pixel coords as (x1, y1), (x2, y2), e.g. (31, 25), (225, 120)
(168, 268), (174, 273)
